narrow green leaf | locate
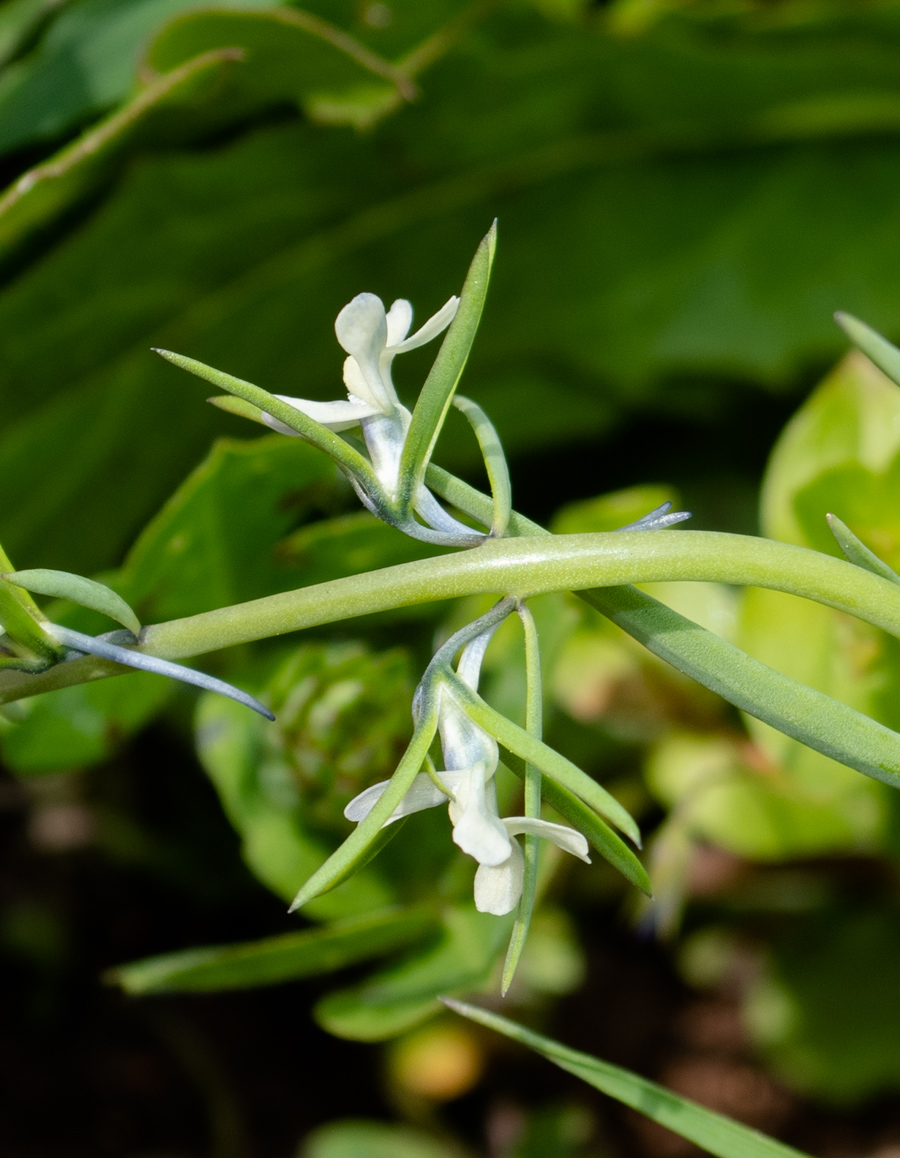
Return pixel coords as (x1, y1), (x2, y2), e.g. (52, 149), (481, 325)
(425, 466), (900, 792)
(5, 568), (141, 635)
(826, 513), (900, 586)
(504, 751), (651, 896)
(835, 312), (900, 388)
(289, 701), (439, 911)
(444, 1001), (812, 1158)
(397, 222), (497, 514)
(207, 394), (267, 424)
(153, 348), (382, 503)
(108, 906), (437, 994)
(502, 603), (542, 994)
(453, 394), (512, 537)
(447, 675), (640, 845)
(316, 906), (512, 1041)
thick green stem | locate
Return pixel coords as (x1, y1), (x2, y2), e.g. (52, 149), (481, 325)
(4, 530), (900, 704)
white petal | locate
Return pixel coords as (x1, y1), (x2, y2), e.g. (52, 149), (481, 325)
(335, 293), (387, 361)
(449, 762), (511, 865)
(342, 356), (390, 412)
(438, 691), (498, 773)
(455, 628), (496, 691)
(385, 299), (413, 347)
(474, 842), (525, 915)
(261, 394), (379, 434)
(344, 771), (465, 826)
(389, 296), (459, 353)
(335, 294), (392, 410)
(502, 817), (591, 863)
(360, 408), (410, 496)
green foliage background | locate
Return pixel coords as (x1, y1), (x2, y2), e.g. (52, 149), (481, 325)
(7, 1), (900, 1154)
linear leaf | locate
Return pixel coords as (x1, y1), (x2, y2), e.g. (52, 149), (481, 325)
(453, 394), (511, 537)
(396, 222), (496, 514)
(502, 603), (542, 994)
(503, 751), (651, 897)
(109, 906), (437, 994)
(444, 1001), (812, 1158)
(826, 513), (900, 586)
(835, 312), (900, 387)
(153, 348), (381, 497)
(289, 702), (439, 912)
(6, 568), (141, 634)
(447, 675), (640, 845)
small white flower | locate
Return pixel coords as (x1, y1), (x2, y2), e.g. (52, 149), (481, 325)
(262, 293), (458, 498)
(343, 628), (591, 914)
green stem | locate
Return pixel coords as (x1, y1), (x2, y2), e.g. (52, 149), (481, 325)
(501, 602), (542, 994)
(5, 530), (900, 703)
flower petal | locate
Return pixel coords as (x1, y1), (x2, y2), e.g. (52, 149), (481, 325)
(390, 296), (459, 353)
(502, 817), (591, 863)
(335, 293), (393, 410)
(438, 692), (498, 773)
(449, 762), (511, 865)
(385, 299), (413, 347)
(474, 841), (525, 915)
(455, 629), (494, 691)
(344, 770), (467, 825)
(342, 356), (387, 412)
(261, 394), (379, 435)
(335, 293), (387, 360)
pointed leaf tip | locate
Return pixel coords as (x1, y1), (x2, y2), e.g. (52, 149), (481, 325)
(826, 513), (900, 586)
(833, 312), (900, 387)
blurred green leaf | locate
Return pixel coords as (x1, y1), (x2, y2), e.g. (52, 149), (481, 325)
(0, 46), (243, 256)
(551, 485), (680, 535)
(18, 9), (900, 571)
(300, 1119), (462, 1158)
(0, 0), (65, 68)
(194, 640), (419, 919)
(647, 730), (886, 860)
(145, 6), (409, 125)
(746, 907), (900, 1104)
(0, 669), (172, 773)
(314, 905), (513, 1040)
(761, 353), (900, 554)
(109, 904), (437, 993)
(112, 434), (339, 623)
(731, 352), (900, 858)
(0, 0), (278, 154)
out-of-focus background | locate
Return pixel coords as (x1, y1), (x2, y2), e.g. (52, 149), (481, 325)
(7, 1), (900, 1155)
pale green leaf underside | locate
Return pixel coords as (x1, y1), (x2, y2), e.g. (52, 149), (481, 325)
(5, 568), (141, 634)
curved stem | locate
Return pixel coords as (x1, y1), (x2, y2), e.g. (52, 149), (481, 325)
(5, 530), (900, 703)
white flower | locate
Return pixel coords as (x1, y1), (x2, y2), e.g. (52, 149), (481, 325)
(262, 293), (458, 498)
(343, 628), (591, 915)
(473, 817), (590, 916)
